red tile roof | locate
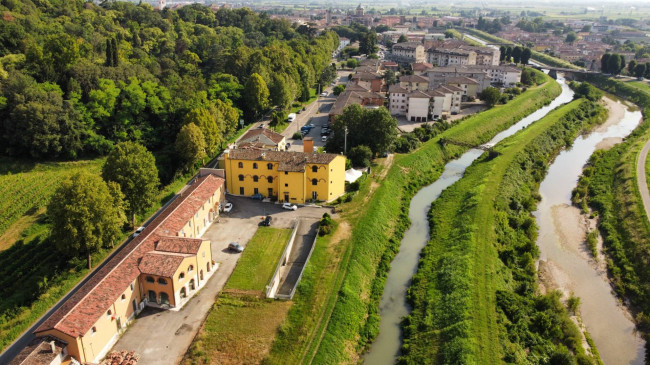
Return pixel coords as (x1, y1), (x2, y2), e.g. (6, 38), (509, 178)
(35, 174), (224, 338)
(139, 252), (189, 278)
(155, 237), (204, 255)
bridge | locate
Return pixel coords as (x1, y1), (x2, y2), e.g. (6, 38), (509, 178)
(439, 138), (495, 151)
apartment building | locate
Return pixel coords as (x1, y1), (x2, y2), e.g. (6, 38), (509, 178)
(427, 47), (477, 66)
(390, 42), (426, 64)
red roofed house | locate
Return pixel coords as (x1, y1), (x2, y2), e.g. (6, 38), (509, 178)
(31, 172), (226, 364)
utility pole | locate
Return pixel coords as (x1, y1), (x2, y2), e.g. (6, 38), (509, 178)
(344, 126), (348, 154)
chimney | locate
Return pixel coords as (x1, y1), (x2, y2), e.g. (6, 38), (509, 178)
(303, 137), (314, 153)
(50, 340), (56, 353)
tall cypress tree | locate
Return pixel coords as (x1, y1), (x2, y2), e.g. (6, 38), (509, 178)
(111, 38), (118, 67)
(105, 38), (113, 67)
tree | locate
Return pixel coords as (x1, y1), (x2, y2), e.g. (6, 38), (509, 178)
(512, 46), (523, 64)
(479, 87), (501, 107)
(397, 34), (408, 43)
(243, 73), (269, 121)
(359, 31), (377, 54)
(346, 59), (359, 68)
(183, 108), (220, 155)
(48, 171), (126, 269)
(175, 123), (206, 171)
(499, 46), (506, 61)
(608, 54), (622, 75)
(601, 53), (611, 73)
(111, 37), (118, 67)
(102, 141), (160, 226)
(326, 104), (397, 155)
(269, 74), (294, 110)
(521, 48), (532, 65)
(564, 32), (577, 44)
(333, 84), (346, 95)
(105, 38), (113, 67)
(348, 145), (373, 167)
(634, 63), (647, 79)
(645, 62), (650, 79)
(628, 60), (637, 75)
(383, 69), (397, 85)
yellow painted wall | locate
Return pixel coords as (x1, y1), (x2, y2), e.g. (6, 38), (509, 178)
(172, 256), (199, 296)
(195, 240), (214, 281)
(178, 186), (222, 237)
(36, 330), (84, 363)
(327, 155), (346, 201)
(279, 171), (306, 203)
(79, 302), (119, 362)
(140, 274), (176, 307)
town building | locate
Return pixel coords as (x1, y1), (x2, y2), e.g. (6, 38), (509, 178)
(427, 47), (477, 66)
(31, 172), (226, 364)
(444, 76), (479, 98)
(399, 74), (429, 91)
(223, 149), (346, 203)
(329, 84), (385, 123)
(390, 42), (426, 65)
(237, 128), (286, 151)
(350, 71), (384, 92)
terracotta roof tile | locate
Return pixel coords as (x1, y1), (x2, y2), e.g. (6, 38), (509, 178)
(227, 149), (339, 172)
(139, 252), (189, 277)
(35, 174), (225, 338)
(239, 128), (285, 146)
(155, 237), (204, 254)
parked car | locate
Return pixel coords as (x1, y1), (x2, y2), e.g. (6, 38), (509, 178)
(306, 123), (315, 128)
(261, 215), (272, 226)
(133, 226), (145, 238)
(228, 242), (244, 252)
(320, 92), (328, 97)
(321, 136), (328, 142)
(282, 203), (298, 211)
(251, 193), (263, 200)
(287, 113), (297, 122)
(223, 202), (233, 213)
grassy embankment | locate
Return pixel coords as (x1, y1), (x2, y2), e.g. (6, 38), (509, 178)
(573, 75), (650, 343)
(183, 227), (291, 364)
(0, 125), (253, 353)
(402, 99), (607, 364)
(460, 28), (582, 70)
(261, 71), (561, 364)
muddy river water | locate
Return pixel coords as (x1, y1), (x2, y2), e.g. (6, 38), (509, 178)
(534, 98), (645, 364)
(364, 76), (574, 364)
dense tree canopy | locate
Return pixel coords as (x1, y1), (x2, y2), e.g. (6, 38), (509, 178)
(48, 171), (126, 269)
(0, 1), (338, 171)
(326, 104), (398, 155)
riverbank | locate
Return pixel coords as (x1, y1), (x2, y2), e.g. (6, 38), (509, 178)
(402, 99), (607, 364)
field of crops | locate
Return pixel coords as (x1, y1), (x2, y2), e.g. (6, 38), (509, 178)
(0, 158), (103, 247)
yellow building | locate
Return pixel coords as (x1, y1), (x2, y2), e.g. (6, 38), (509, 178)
(30, 173), (225, 364)
(224, 149), (346, 203)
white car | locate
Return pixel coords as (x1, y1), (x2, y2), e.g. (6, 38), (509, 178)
(287, 113), (297, 122)
(223, 202), (233, 213)
(133, 226), (145, 238)
(321, 136), (328, 142)
(282, 203), (298, 211)
(320, 92), (328, 97)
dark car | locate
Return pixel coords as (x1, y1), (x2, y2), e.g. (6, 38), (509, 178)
(260, 215), (272, 226)
(228, 242), (244, 252)
(251, 193), (263, 200)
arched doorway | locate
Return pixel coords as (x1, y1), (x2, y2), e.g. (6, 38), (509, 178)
(200, 270), (204, 281)
(160, 292), (170, 305)
(180, 287), (187, 299)
(189, 279), (195, 291)
(148, 290), (156, 303)
(206, 262), (211, 272)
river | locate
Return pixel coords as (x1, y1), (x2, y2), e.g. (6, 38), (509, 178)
(534, 97), (645, 364)
(363, 75), (574, 364)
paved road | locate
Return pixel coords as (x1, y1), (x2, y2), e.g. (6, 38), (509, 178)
(636, 138), (650, 221)
(111, 196), (332, 364)
(0, 181), (195, 364)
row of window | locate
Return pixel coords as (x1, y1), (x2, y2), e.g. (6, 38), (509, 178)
(239, 175), (274, 183)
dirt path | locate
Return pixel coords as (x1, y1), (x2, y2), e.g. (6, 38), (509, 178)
(636, 137), (650, 223)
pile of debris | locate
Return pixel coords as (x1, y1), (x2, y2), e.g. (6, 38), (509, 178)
(100, 350), (140, 365)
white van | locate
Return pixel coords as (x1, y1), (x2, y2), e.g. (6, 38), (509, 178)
(287, 113), (297, 122)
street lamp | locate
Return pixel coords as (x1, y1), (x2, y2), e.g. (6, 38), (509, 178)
(344, 126), (348, 155)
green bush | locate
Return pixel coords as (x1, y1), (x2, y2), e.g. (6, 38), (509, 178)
(347, 145), (373, 167)
(292, 132), (303, 140)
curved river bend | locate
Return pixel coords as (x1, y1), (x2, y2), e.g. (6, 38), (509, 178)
(364, 76), (574, 364)
(534, 100), (645, 364)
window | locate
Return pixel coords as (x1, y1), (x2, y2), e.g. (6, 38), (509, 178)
(285, 183), (288, 187)
(267, 163), (273, 170)
(253, 163), (258, 169)
(312, 179), (318, 186)
(239, 187), (244, 195)
(145, 276), (154, 283)
(253, 175), (259, 182)
(121, 294), (126, 301)
(188, 265), (194, 272)
(92, 327), (97, 335)
(312, 166), (318, 173)
(179, 272), (185, 280)
(157, 278), (167, 285)
(284, 171), (288, 175)
(130, 283), (134, 291)
(254, 188), (259, 194)
(238, 174), (244, 181)
(267, 176), (273, 183)
(107, 309), (112, 316)
(238, 162), (243, 168)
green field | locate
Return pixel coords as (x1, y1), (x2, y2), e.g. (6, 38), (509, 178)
(403, 99), (606, 363)
(224, 227), (292, 292)
(184, 227), (293, 365)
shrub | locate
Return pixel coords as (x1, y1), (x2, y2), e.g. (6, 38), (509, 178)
(292, 132), (303, 140)
(348, 145), (373, 167)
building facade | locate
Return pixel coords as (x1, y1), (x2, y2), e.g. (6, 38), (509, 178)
(390, 42), (426, 64)
(32, 172), (226, 364)
(224, 149), (346, 203)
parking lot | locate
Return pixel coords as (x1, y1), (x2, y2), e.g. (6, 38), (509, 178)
(112, 195), (332, 364)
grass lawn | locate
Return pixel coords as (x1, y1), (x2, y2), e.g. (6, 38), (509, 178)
(224, 227), (292, 292)
(183, 227), (293, 364)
